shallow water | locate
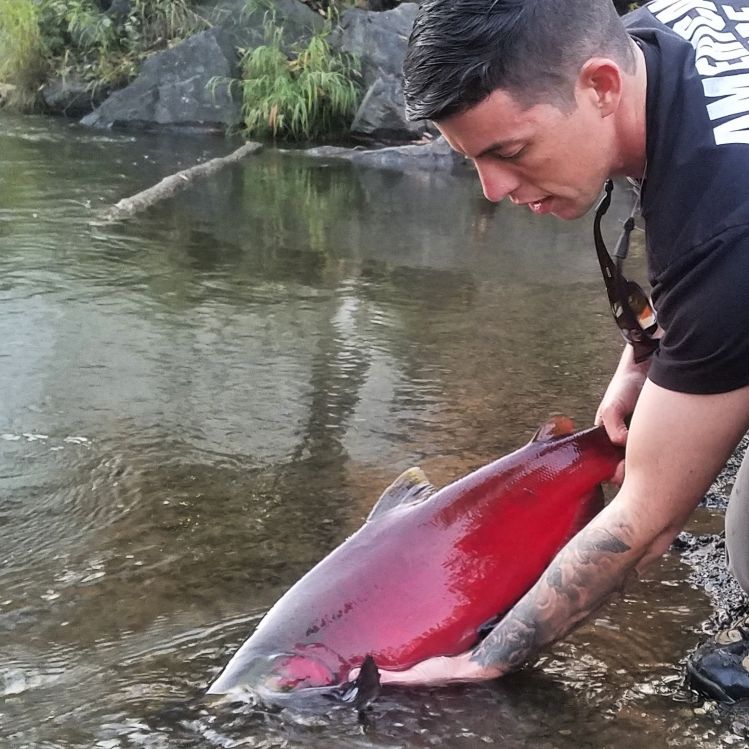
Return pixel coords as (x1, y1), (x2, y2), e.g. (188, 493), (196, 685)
(0, 114), (737, 747)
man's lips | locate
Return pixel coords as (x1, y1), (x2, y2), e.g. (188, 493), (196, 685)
(526, 197), (553, 214)
(508, 194), (556, 215)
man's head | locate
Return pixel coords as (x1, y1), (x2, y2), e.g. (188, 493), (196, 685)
(404, 0), (644, 219)
(404, 0), (634, 121)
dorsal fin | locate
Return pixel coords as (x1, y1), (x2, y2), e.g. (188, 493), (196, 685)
(531, 415), (576, 443)
(367, 467), (435, 521)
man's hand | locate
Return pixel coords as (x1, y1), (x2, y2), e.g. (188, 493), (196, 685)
(595, 345), (652, 483)
(348, 651), (503, 687)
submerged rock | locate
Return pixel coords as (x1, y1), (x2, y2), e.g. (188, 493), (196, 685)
(303, 136), (467, 172)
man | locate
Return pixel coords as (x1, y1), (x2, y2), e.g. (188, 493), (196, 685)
(368, 0), (749, 699)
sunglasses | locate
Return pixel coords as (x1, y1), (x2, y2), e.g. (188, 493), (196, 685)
(593, 180), (659, 363)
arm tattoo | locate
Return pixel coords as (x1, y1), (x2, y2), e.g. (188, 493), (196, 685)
(471, 524), (634, 673)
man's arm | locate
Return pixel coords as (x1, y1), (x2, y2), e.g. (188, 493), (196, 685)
(367, 379), (749, 686)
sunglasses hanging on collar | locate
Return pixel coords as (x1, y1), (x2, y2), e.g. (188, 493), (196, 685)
(593, 180), (659, 363)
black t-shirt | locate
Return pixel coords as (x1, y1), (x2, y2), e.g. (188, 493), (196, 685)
(624, 0), (749, 394)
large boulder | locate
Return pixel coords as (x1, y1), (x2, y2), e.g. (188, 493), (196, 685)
(350, 73), (425, 141)
(334, 3), (418, 86)
(81, 0), (324, 130)
(80, 26), (240, 130)
(206, 0), (325, 51)
(333, 3), (426, 142)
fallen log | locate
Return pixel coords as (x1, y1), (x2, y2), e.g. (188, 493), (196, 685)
(100, 140), (263, 222)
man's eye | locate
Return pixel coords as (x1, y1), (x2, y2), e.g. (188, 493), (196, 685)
(494, 147), (525, 160)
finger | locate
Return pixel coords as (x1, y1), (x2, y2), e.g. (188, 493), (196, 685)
(608, 422), (628, 446)
(599, 410), (629, 446)
(378, 668), (419, 685)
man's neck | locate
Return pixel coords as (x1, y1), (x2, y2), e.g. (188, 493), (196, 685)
(616, 40), (649, 180)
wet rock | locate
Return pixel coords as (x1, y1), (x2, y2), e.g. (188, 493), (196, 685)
(41, 74), (109, 117)
(302, 136), (467, 172)
(81, 27), (240, 130)
(334, 3), (418, 86)
(207, 0), (325, 52)
(333, 3), (424, 142)
(351, 74), (426, 141)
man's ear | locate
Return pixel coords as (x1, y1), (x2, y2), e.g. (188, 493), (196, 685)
(578, 58), (623, 117)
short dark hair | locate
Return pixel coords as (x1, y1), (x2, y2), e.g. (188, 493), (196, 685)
(404, 0), (635, 121)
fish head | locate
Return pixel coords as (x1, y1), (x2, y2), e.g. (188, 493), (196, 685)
(207, 643), (343, 699)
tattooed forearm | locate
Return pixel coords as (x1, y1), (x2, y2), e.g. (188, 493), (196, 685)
(471, 523), (635, 673)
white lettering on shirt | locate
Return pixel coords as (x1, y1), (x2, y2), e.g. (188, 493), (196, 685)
(650, 1), (749, 144)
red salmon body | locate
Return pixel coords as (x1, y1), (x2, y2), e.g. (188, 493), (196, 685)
(208, 418), (623, 696)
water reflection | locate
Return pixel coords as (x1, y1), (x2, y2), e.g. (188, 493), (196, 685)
(0, 113), (732, 748)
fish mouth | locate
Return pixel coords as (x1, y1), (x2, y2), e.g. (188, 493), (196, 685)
(207, 647), (340, 697)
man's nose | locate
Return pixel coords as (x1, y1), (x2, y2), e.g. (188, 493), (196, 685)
(474, 160), (521, 203)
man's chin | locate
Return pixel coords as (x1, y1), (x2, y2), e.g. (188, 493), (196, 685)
(549, 197), (597, 221)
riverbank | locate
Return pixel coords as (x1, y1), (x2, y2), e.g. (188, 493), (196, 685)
(680, 436), (749, 633)
(0, 0), (426, 144)
(676, 436), (749, 731)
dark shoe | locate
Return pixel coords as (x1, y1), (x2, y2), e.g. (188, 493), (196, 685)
(687, 617), (749, 702)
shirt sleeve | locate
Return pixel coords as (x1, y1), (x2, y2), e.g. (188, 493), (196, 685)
(647, 223), (749, 394)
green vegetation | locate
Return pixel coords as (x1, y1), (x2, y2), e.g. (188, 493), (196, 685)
(233, 12), (361, 141)
(0, 0), (207, 110)
(0, 0), (363, 142)
(0, 0), (44, 108)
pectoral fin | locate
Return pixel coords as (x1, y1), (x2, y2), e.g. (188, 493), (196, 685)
(338, 655), (380, 710)
(367, 467), (435, 521)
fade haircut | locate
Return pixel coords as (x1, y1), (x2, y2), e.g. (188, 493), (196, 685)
(404, 0), (636, 121)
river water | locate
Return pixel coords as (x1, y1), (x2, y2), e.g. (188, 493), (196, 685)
(0, 114), (738, 747)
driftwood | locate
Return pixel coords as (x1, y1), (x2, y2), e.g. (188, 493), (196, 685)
(100, 140), (263, 222)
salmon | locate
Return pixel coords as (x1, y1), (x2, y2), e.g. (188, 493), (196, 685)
(207, 416), (623, 700)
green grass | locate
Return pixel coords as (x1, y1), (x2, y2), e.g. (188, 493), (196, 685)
(0, 0), (208, 111)
(0, 0), (46, 106)
(235, 13), (361, 141)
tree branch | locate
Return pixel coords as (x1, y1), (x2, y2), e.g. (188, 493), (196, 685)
(100, 140), (263, 222)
